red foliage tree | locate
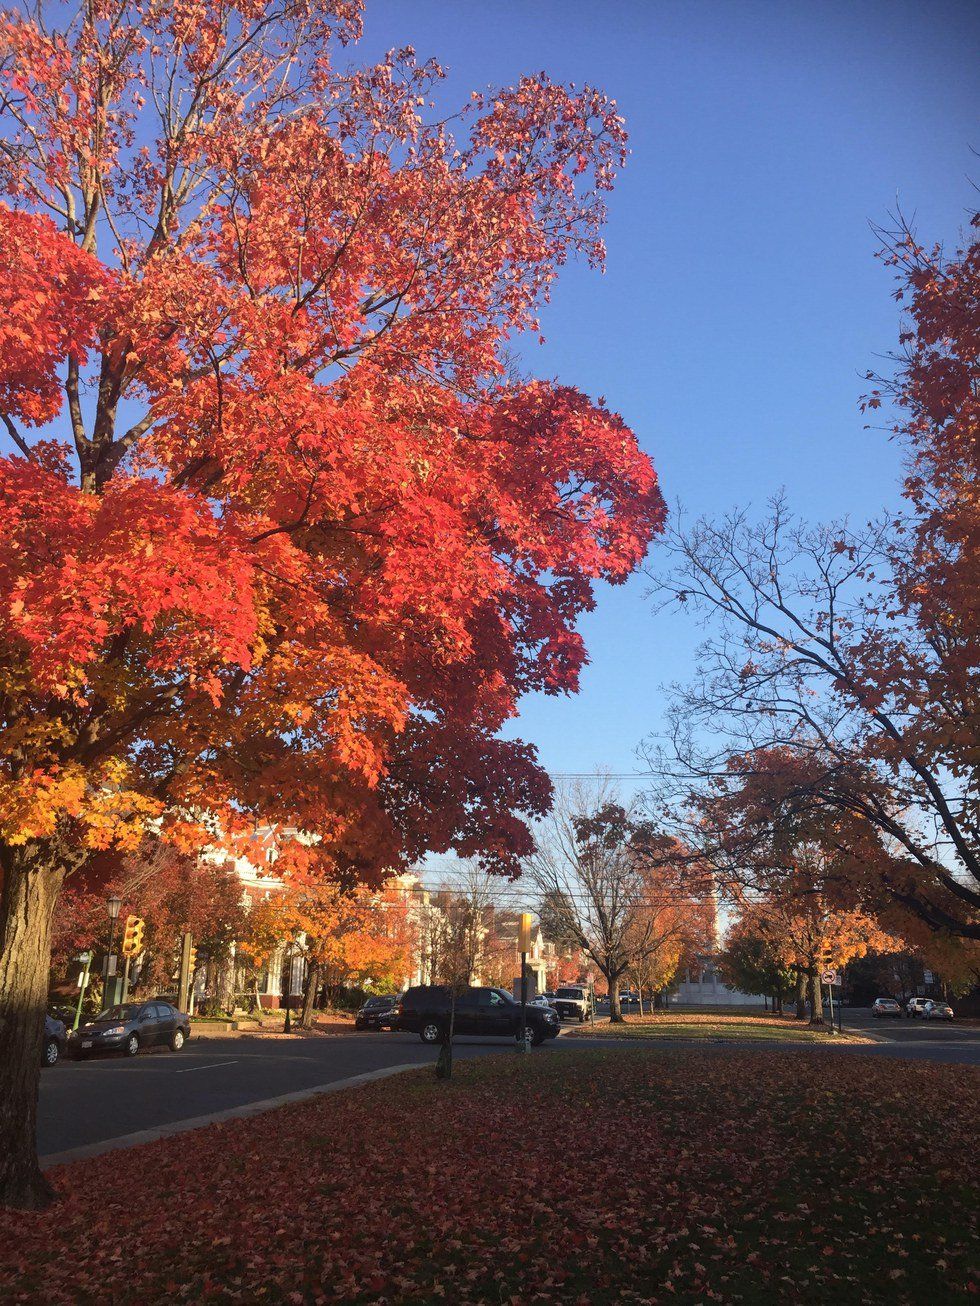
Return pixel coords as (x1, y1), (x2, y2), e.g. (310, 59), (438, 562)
(0, 1), (664, 1206)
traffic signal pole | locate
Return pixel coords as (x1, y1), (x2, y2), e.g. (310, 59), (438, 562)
(517, 912), (532, 1053)
(178, 931), (194, 1013)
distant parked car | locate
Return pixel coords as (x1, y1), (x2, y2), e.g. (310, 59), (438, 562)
(393, 985), (560, 1046)
(74, 1001), (190, 1058)
(906, 997), (931, 1018)
(923, 1000), (954, 1021)
(379, 994), (404, 1030)
(553, 986), (591, 1023)
(355, 995), (397, 1030)
(42, 1014), (67, 1067)
(871, 997), (902, 1018)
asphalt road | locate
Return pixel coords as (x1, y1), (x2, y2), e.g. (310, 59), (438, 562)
(37, 1030), (560, 1160)
(841, 1005), (980, 1065)
(39, 1010), (979, 1163)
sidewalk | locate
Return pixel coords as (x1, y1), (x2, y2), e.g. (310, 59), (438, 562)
(189, 1015), (357, 1040)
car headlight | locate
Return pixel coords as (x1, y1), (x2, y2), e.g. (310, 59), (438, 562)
(104, 1025), (126, 1035)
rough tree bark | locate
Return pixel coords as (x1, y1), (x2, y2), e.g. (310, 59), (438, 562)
(608, 973), (624, 1023)
(794, 970), (807, 1021)
(0, 840), (66, 1209)
(808, 970), (825, 1026)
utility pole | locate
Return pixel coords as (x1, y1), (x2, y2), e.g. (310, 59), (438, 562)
(283, 943), (292, 1033)
(178, 931), (196, 1013)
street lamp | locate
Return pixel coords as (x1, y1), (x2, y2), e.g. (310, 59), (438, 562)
(102, 894), (123, 1010)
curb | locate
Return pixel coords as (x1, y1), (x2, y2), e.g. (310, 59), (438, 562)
(40, 1062), (422, 1171)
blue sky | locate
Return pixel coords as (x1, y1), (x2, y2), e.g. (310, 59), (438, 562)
(358, 0), (980, 787)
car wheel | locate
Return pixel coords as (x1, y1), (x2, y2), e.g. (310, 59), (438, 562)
(578, 1012), (586, 1023)
(529, 1027), (546, 1047)
(170, 1028), (185, 1051)
(43, 1038), (60, 1067)
(124, 1033), (140, 1057)
(420, 1022), (443, 1044)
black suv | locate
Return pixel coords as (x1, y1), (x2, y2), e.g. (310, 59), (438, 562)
(393, 985), (560, 1046)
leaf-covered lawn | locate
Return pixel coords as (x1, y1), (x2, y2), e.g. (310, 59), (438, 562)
(2, 1048), (976, 1302)
(568, 1012), (874, 1043)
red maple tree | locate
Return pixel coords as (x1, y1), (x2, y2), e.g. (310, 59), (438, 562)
(0, 2), (663, 1205)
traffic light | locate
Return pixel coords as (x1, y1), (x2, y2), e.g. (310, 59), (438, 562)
(122, 915), (145, 957)
(188, 944), (198, 974)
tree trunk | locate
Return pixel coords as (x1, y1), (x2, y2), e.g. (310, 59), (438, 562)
(217, 954), (235, 1014)
(608, 975), (624, 1023)
(774, 984), (783, 1017)
(0, 841), (65, 1209)
(299, 960), (319, 1029)
(637, 985), (644, 1016)
(809, 971), (825, 1026)
(794, 969), (807, 1020)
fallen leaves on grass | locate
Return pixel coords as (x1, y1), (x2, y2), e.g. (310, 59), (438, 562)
(565, 1012), (875, 1043)
(0, 1048), (976, 1303)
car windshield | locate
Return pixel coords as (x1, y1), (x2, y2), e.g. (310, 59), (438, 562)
(364, 997), (390, 1008)
(557, 988), (583, 998)
(98, 1005), (141, 1021)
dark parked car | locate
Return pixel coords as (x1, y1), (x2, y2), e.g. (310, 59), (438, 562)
(42, 1014), (67, 1067)
(379, 993), (405, 1030)
(355, 994), (397, 1030)
(74, 1001), (190, 1058)
(393, 985), (560, 1046)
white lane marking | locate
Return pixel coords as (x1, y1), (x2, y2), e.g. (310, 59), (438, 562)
(175, 1059), (239, 1074)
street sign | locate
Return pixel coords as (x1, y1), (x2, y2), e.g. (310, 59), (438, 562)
(821, 969), (839, 986)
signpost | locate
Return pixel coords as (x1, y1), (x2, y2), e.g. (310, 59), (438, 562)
(821, 970), (841, 1032)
